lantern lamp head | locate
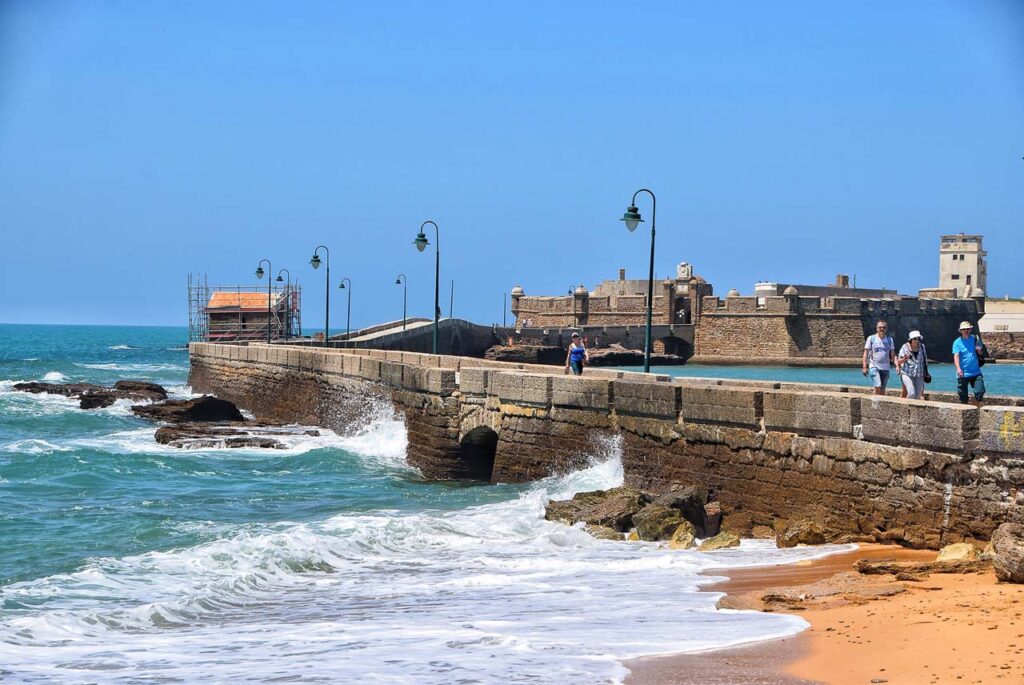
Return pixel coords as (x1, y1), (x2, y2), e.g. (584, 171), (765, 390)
(414, 232), (429, 252)
(310, 254), (322, 269)
(620, 205), (643, 232)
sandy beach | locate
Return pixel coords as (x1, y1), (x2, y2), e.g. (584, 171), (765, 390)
(626, 544), (1024, 685)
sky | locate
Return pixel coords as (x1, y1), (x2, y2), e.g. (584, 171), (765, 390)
(1, 0), (1022, 328)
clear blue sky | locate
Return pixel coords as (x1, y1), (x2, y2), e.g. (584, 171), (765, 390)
(2, 1), (1022, 327)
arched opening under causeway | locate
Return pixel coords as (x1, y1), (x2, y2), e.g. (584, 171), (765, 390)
(658, 336), (692, 358)
(458, 426), (498, 482)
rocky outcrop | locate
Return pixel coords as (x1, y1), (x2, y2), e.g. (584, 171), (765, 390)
(153, 425), (301, 450)
(633, 504), (688, 541)
(132, 395), (244, 423)
(586, 345), (685, 367)
(854, 558), (991, 576)
(936, 542), (979, 562)
(699, 532), (742, 551)
(668, 521), (697, 549)
(653, 486), (722, 538)
(991, 523), (1024, 583)
(776, 520), (828, 548)
(544, 487), (648, 532)
(484, 345), (565, 365)
(13, 380), (167, 410)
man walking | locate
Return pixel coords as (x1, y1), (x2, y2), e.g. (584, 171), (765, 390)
(862, 320), (896, 395)
(953, 321), (986, 406)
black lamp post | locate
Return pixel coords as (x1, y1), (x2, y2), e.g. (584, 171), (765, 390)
(310, 245), (330, 347)
(255, 259), (272, 344)
(414, 220), (440, 355)
(275, 269), (291, 340)
(620, 188), (657, 373)
(568, 286), (578, 327)
(338, 277), (352, 341)
(395, 274), (407, 350)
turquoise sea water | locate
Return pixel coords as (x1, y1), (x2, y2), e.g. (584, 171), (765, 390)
(619, 362), (1024, 397)
(2, 324), (858, 683)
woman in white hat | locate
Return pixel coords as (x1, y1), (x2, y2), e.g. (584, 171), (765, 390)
(897, 330), (928, 399)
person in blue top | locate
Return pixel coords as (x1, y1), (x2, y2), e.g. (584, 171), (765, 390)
(565, 332), (589, 375)
(952, 321), (985, 405)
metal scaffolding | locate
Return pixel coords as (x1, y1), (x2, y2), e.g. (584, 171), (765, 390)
(188, 273), (302, 343)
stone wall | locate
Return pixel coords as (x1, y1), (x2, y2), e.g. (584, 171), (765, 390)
(985, 332), (1024, 361)
(694, 295), (982, 365)
(189, 342), (1024, 549)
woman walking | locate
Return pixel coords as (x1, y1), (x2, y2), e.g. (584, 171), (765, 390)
(896, 330), (928, 399)
(565, 332), (589, 375)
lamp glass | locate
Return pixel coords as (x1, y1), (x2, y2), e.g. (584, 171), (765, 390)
(414, 233), (428, 252)
(310, 255), (321, 269)
(620, 206), (643, 233)
(255, 267), (264, 279)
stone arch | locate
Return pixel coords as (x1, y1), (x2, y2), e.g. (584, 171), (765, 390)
(657, 336), (692, 358)
(457, 426), (498, 482)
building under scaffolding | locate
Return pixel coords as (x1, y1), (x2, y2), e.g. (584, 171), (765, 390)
(188, 274), (302, 342)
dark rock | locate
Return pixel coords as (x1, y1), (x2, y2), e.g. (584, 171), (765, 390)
(79, 392), (116, 409)
(633, 504), (688, 541)
(14, 380), (170, 410)
(586, 346), (685, 367)
(991, 523), (1024, 583)
(112, 380), (168, 401)
(586, 525), (623, 541)
(654, 486), (720, 537)
(777, 520), (828, 548)
(545, 486), (647, 532)
(155, 425), (286, 449)
(133, 395), (244, 423)
(854, 558), (991, 576)
(484, 344), (565, 365)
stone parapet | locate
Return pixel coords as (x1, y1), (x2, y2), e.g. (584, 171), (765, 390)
(763, 390), (860, 437)
(860, 396), (979, 453)
(679, 384), (763, 428)
(980, 407), (1024, 456)
(491, 372), (553, 407)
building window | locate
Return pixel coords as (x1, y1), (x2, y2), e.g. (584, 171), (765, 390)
(951, 274), (960, 280)
(966, 275), (972, 284)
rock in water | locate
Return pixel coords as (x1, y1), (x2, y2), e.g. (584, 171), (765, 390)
(586, 525), (623, 541)
(79, 392), (116, 409)
(112, 380), (168, 401)
(544, 487), (647, 532)
(991, 523), (1024, 583)
(654, 486), (721, 537)
(936, 542), (979, 562)
(13, 379), (169, 409)
(633, 504), (687, 542)
(700, 532), (742, 552)
(668, 521), (696, 550)
(777, 520), (827, 548)
(133, 396), (245, 423)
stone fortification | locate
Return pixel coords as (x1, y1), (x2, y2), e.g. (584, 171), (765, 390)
(693, 293), (983, 365)
(189, 342), (1024, 549)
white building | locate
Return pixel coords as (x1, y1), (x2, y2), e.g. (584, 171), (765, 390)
(939, 233), (987, 297)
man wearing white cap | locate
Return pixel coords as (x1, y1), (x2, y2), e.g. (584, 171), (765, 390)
(952, 321), (985, 405)
(897, 331), (928, 399)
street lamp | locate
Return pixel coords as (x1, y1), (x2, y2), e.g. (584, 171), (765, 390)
(620, 188), (657, 373)
(414, 220), (440, 354)
(568, 286), (578, 327)
(310, 245), (330, 347)
(255, 258), (272, 344)
(338, 277), (352, 340)
(395, 274), (407, 350)
(275, 269), (291, 340)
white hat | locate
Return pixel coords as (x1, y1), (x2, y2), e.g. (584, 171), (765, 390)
(908, 330), (923, 340)
(958, 321), (973, 330)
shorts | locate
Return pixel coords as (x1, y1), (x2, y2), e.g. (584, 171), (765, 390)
(957, 374), (985, 403)
(569, 360), (584, 375)
(869, 367), (890, 390)
(901, 374), (924, 400)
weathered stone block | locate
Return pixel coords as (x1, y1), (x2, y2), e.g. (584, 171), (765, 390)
(980, 407), (1024, 455)
(459, 368), (490, 396)
(358, 357), (382, 381)
(612, 380), (680, 420)
(763, 390), (859, 437)
(551, 376), (612, 410)
(492, 372), (552, 406)
(680, 385), (762, 428)
(380, 361), (404, 387)
(860, 396), (978, 453)
(402, 367), (456, 395)
(343, 355), (361, 376)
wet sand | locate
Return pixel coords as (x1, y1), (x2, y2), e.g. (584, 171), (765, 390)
(623, 544), (1024, 685)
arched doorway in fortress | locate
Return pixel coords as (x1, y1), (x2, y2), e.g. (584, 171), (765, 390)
(457, 426), (498, 481)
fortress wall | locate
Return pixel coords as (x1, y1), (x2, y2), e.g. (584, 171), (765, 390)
(190, 343), (1024, 548)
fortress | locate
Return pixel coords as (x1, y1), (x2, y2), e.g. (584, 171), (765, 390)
(510, 236), (987, 365)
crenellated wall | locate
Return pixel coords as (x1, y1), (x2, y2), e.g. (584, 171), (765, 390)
(189, 342), (1024, 549)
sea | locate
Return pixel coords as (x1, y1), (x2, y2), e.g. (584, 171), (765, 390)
(11, 324), (1020, 683)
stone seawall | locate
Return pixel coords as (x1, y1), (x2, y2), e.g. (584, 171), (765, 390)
(189, 342), (1024, 549)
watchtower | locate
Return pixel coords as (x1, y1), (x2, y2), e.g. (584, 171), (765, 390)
(939, 233), (987, 297)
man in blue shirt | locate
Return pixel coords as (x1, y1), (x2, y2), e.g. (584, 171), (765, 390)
(952, 321), (985, 405)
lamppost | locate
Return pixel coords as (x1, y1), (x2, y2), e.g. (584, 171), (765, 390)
(395, 274), (407, 350)
(309, 245), (330, 347)
(568, 286), (578, 327)
(254, 259), (272, 344)
(275, 269), (291, 339)
(620, 188), (657, 373)
(413, 220), (440, 354)
(338, 277), (352, 341)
